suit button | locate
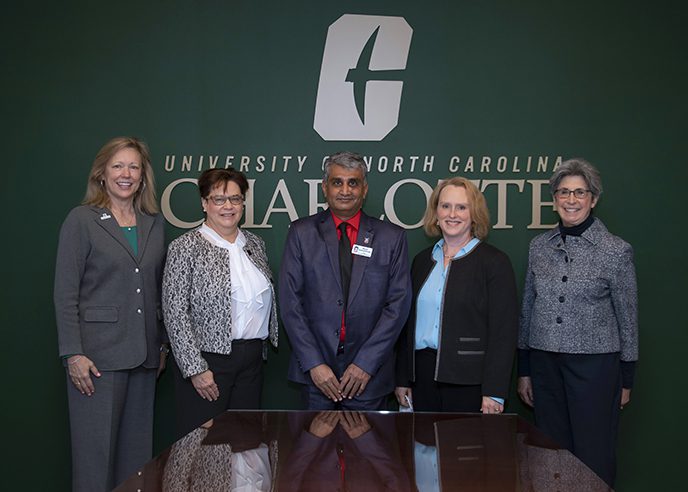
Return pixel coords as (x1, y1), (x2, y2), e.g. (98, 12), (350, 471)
(136, 288), (141, 294)
(562, 276), (568, 282)
(134, 268), (140, 273)
(337, 299), (343, 306)
(556, 316), (562, 324)
(137, 308), (142, 314)
(559, 296), (565, 302)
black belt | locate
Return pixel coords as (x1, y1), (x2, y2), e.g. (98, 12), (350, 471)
(232, 338), (262, 346)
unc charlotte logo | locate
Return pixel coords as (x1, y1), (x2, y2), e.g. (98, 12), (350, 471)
(314, 14), (413, 141)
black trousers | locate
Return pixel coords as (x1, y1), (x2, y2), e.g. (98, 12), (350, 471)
(412, 348), (482, 412)
(530, 350), (622, 487)
(172, 340), (264, 439)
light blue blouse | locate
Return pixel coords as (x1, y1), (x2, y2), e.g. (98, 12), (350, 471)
(414, 237), (480, 350)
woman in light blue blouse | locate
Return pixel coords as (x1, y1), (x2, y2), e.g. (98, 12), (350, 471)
(395, 177), (518, 413)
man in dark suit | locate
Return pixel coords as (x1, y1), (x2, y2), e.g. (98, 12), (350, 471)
(279, 151), (412, 410)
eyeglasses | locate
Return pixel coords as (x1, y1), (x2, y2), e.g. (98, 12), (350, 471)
(554, 188), (591, 199)
(207, 195), (244, 206)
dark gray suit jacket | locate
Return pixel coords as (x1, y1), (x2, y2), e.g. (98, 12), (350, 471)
(279, 209), (412, 399)
(54, 205), (166, 370)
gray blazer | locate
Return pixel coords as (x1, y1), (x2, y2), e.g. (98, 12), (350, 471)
(54, 205), (167, 370)
(518, 218), (638, 361)
(162, 228), (278, 378)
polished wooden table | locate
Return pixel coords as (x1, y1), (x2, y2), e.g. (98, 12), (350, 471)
(115, 410), (610, 491)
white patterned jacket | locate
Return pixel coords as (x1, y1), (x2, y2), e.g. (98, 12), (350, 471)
(162, 228), (278, 378)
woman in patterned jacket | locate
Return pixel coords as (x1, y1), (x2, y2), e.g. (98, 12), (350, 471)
(517, 158), (638, 488)
(163, 168), (278, 438)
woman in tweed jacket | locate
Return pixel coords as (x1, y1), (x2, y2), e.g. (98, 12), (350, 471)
(163, 168), (278, 438)
(517, 158), (638, 488)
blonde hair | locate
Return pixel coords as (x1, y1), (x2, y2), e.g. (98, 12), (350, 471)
(82, 137), (158, 214)
(422, 177), (490, 240)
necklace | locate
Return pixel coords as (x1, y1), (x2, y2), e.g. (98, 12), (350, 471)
(111, 208), (136, 227)
(443, 237), (473, 259)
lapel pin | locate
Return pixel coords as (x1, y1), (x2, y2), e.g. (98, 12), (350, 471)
(100, 213), (111, 220)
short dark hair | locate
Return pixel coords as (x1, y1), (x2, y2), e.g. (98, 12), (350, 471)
(197, 168), (249, 198)
(323, 151), (368, 182)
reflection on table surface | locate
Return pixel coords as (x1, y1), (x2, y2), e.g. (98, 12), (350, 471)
(115, 410), (610, 491)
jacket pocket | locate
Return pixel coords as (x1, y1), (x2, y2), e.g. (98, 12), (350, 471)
(83, 307), (118, 322)
(457, 337), (484, 355)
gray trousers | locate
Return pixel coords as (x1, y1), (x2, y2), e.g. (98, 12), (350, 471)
(66, 366), (156, 492)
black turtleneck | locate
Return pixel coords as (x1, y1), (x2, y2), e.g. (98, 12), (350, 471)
(558, 213), (595, 242)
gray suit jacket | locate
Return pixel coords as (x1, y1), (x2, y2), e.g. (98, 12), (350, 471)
(518, 218), (638, 361)
(54, 205), (166, 370)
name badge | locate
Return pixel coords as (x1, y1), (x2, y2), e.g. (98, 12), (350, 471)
(352, 244), (373, 258)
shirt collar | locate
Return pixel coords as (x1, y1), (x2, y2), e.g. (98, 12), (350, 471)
(432, 237), (481, 261)
(546, 217), (606, 246)
(331, 209), (361, 232)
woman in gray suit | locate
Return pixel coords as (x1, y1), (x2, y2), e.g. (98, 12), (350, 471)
(517, 158), (638, 488)
(162, 168), (278, 438)
(54, 137), (167, 491)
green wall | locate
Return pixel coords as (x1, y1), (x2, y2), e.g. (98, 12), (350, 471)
(2, 1), (685, 489)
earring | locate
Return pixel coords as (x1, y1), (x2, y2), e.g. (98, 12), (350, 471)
(100, 180), (105, 187)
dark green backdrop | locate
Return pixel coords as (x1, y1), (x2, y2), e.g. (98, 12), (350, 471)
(2, 1), (685, 490)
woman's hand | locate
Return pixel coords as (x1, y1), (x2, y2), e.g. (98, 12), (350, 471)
(621, 388), (631, 409)
(157, 345), (169, 379)
(190, 370), (219, 401)
(481, 396), (504, 414)
(517, 376), (534, 407)
(67, 355), (101, 396)
(395, 387), (413, 407)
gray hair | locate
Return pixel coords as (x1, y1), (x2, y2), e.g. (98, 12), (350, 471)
(323, 151), (368, 182)
(549, 158), (603, 198)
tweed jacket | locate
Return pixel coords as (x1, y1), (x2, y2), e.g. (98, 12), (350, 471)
(162, 228), (278, 378)
(162, 420), (278, 492)
(518, 218), (638, 361)
(54, 205), (166, 370)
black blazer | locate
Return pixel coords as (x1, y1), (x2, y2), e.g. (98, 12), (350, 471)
(395, 241), (518, 398)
